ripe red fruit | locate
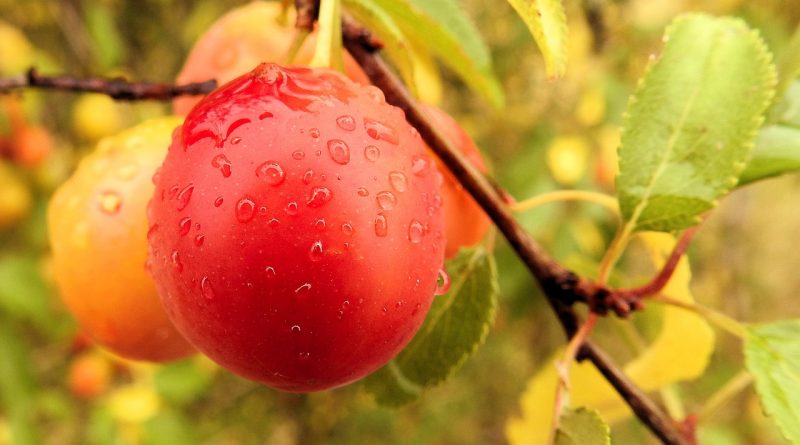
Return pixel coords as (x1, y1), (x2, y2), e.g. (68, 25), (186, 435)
(420, 105), (491, 258)
(147, 64), (446, 392)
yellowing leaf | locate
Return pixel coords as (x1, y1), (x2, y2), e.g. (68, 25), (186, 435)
(506, 0), (568, 78)
(506, 232), (715, 443)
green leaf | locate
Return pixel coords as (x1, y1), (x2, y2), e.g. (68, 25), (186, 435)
(0, 318), (40, 445)
(744, 320), (800, 443)
(365, 246), (498, 406)
(772, 81), (800, 128)
(555, 408), (611, 445)
(772, 24), (800, 102)
(738, 125), (800, 185)
(351, 0), (504, 108)
(616, 14), (776, 232)
(505, 0), (568, 78)
(0, 254), (59, 332)
(154, 359), (215, 405)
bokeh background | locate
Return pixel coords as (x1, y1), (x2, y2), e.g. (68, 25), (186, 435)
(0, 0), (799, 443)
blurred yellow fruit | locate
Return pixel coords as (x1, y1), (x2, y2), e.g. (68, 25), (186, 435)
(546, 135), (590, 186)
(107, 384), (160, 424)
(0, 21), (35, 75)
(0, 161), (32, 229)
(576, 86), (606, 127)
(72, 94), (125, 142)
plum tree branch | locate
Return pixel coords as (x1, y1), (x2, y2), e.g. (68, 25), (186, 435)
(340, 14), (690, 445)
(0, 68), (217, 100)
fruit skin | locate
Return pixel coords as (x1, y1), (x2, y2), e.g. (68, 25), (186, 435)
(421, 105), (491, 258)
(48, 117), (194, 362)
(148, 64), (445, 392)
(173, 1), (369, 115)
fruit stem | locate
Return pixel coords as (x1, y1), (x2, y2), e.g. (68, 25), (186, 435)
(309, 0), (344, 71)
(652, 295), (749, 339)
(511, 190), (619, 216)
(697, 370), (753, 422)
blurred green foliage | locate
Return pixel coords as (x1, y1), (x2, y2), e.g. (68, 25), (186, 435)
(0, 0), (799, 443)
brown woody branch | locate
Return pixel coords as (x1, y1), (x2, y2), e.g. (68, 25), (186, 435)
(340, 14), (691, 445)
(0, 68), (217, 100)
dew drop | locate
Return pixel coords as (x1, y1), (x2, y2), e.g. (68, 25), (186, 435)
(365, 85), (385, 103)
(306, 186), (332, 208)
(376, 191), (397, 210)
(408, 219), (425, 244)
(314, 218), (326, 231)
(176, 184), (194, 211)
(230, 137), (242, 145)
(291, 324), (301, 333)
(265, 266), (276, 278)
(357, 187), (369, 197)
(294, 283), (312, 295)
(336, 115), (356, 131)
(171, 251), (183, 272)
(211, 154), (232, 178)
(364, 118), (399, 144)
(285, 201), (299, 215)
(364, 145), (380, 162)
(98, 191), (122, 214)
(214, 196), (224, 207)
(303, 169), (314, 185)
(389, 171), (408, 192)
(412, 303), (422, 316)
(309, 128), (320, 139)
(435, 268), (451, 295)
(236, 197), (256, 222)
(298, 352), (311, 360)
(116, 163), (139, 181)
(201, 276), (215, 300)
(309, 240), (324, 262)
(341, 223), (354, 236)
(374, 213), (388, 237)
(292, 150), (306, 160)
(194, 234), (205, 246)
(327, 139), (350, 165)
(411, 156), (428, 176)
(178, 217), (192, 236)
(268, 218), (280, 228)
(255, 161), (285, 186)
(259, 206), (267, 215)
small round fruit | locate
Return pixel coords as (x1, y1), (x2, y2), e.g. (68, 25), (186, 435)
(421, 105), (491, 258)
(173, 1), (369, 115)
(68, 351), (112, 399)
(48, 117), (194, 362)
(72, 94), (126, 142)
(148, 64), (445, 392)
(10, 124), (53, 167)
(0, 161), (32, 230)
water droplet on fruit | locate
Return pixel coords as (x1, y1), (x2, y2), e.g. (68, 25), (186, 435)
(412, 303), (422, 316)
(435, 268), (451, 295)
(201, 277), (215, 300)
(306, 186), (331, 208)
(303, 169), (314, 185)
(357, 187), (369, 197)
(364, 118), (399, 144)
(314, 219), (326, 231)
(259, 111), (274, 120)
(292, 150), (305, 160)
(294, 283), (312, 295)
(336, 115), (356, 131)
(411, 156), (428, 176)
(309, 128), (320, 139)
(341, 223), (354, 236)
(365, 86), (385, 103)
(389, 171), (408, 192)
(285, 201), (299, 215)
(382, 306), (388, 314)
(176, 184), (194, 211)
(432, 193), (443, 208)
(376, 191), (397, 210)
(364, 145), (380, 162)
(309, 240), (324, 262)
(374, 213), (388, 237)
(178, 217), (192, 236)
(327, 139), (350, 165)
(98, 191), (122, 214)
(171, 251), (183, 272)
(255, 161), (285, 186)
(291, 324), (301, 333)
(408, 219), (425, 244)
(298, 352), (310, 360)
(265, 266), (276, 278)
(259, 206), (267, 215)
(214, 196), (224, 207)
(236, 197), (256, 222)
(194, 234), (205, 246)
(230, 137), (242, 145)
(268, 218), (280, 228)
(211, 154), (232, 178)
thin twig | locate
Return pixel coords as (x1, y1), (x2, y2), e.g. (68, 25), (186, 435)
(0, 69), (217, 100)
(341, 15), (690, 445)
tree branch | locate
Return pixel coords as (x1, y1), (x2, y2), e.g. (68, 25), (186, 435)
(342, 15), (690, 445)
(0, 69), (217, 100)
